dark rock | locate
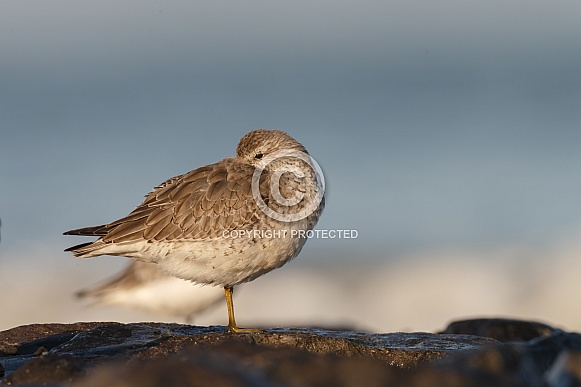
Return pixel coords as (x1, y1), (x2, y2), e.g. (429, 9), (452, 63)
(545, 350), (581, 386)
(524, 330), (581, 371)
(435, 324), (581, 387)
(442, 318), (555, 342)
(0, 322), (496, 385)
(0, 318), (579, 386)
(0, 322), (105, 356)
(132, 327), (496, 368)
(78, 344), (432, 387)
(434, 341), (544, 386)
(8, 355), (89, 386)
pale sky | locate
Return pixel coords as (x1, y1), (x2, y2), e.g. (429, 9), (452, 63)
(1, 0), (581, 260)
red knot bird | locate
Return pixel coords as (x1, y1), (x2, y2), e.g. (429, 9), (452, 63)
(65, 129), (325, 332)
(76, 261), (224, 323)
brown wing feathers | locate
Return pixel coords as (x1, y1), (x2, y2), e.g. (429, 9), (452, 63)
(64, 159), (259, 249)
(63, 225), (108, 236)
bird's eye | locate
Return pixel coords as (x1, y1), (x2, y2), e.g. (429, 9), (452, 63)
(254, 153), (263, 159)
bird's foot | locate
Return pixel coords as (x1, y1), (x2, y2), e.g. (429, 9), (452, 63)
(225, 324), (263, 334)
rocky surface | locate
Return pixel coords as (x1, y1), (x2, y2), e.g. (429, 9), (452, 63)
(0, 318), (580, 386)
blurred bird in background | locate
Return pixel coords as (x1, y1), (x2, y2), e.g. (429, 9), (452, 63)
(76, 261), (224, 323)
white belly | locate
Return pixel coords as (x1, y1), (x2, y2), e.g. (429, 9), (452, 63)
(110, 231), (308, 287)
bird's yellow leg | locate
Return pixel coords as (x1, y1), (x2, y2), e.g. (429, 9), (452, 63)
(224, 286), (262, 333)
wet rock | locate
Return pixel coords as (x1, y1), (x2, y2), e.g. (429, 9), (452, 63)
(436, 324), (581, 387)
(0, 322), (105, 356)
(0, 318), (579, 386)
(434, 341), (543, 386)
(524, 330), (581, 371)
(545, 350), (581, 386)
(0, 322), (496, 385)
(79, 345), (420, 387)
(132, 327), (497, 369)
(8, 355), (89, 386)
(442, 318), (556, 342)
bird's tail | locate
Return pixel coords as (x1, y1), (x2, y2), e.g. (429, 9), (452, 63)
(63, 224), (109, 257)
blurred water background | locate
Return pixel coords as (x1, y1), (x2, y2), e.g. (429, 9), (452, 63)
(1, 0), (580, 332)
